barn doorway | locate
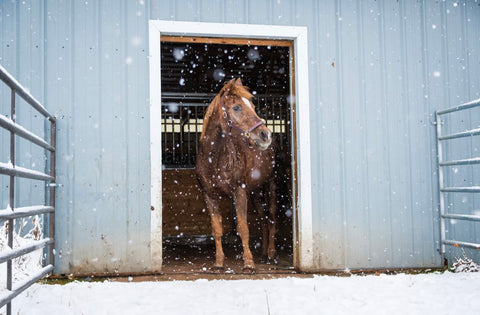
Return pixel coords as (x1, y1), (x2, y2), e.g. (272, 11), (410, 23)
(160, 36), (295, 274)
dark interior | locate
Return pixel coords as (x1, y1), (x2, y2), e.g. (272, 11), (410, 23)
(160, 38), (294, 273)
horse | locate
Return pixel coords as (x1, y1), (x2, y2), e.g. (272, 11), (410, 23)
(195, 78), (277, 273)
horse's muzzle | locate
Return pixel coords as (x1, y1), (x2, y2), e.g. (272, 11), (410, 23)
(252, 127), (272, 150)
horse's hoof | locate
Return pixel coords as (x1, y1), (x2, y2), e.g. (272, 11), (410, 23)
(210, 266), (226, 273)
(266, 257), (278, 265)
(242, 267), (256, 274)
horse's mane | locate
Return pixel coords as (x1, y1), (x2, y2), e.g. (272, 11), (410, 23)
(201, 79), (253, 139)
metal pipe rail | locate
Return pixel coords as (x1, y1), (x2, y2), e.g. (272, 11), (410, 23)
(0, 65), (55, 122)
(435, 98), (480, 257)
(0, 205), (54, 220)
(0, 64), (56, 315)
(0, 265), (54, 309)
(0, 114), (55, 151)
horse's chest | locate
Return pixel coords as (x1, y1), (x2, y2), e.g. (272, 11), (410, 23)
(246, 153), (273, 186)
(213, 149), (245, 185)
(197, 139), (274, 195)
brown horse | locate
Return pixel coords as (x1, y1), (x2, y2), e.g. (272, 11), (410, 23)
(195, 78), (277, 273)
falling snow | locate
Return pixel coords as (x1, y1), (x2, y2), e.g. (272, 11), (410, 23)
(173, 48), (185, 61)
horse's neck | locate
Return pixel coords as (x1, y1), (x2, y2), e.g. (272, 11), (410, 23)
(203, 121), (246, 162)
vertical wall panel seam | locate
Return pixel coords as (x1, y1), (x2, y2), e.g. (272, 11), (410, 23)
(440, 4), (451, 102)
(41, 0), (47, 235)
(128, 0), (135, 262)
(469, 3), (480, 232)
(14, 0), (19, 212)
(196, 0), (200, 22)
(28, 0), (34, 200)
(460, 2), (474, 213)
(356, 0), (371, 263)
(173, 0), (177, 21)
(291, 0), (295, 26)
(124, 0), (130, 261)
(461, 3), (470, 100)
(70, 0), (77, 269)
(98, 0), (103, 203)
(334, 0), (347, 267)
(222, 0), (226, 23)
(313, 0), (324, 238)
(399, 0), (415, 258)
(420, 0), (438, 265)
(459, 2), (471, 242)
(15, 0), (19, 85)
(268, 0), (273, 25)
(440, 0), (452, 242)
(378, 0), (393, 264)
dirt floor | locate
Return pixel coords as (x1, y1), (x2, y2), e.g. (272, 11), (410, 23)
(166, 242), (287, 268)
(145, 242), (305, 281)
(107, 241), (311, 282)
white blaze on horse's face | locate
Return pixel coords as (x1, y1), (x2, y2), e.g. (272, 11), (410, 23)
(226, 95), (272, 151)
(241, 97), (253, 109)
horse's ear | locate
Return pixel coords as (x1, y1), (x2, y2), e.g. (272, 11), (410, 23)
(235, 78), (243, 87)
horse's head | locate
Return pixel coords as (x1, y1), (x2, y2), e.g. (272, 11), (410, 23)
(216, 78), (272, 150)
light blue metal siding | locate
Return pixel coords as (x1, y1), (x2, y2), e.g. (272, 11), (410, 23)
(151, 0), (480, 269)
(1, 1), (46, 226)
(0, 0), (479, 273)
(2, 0), (152, 274)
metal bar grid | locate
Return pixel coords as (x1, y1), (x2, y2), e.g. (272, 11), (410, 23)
(161, 93), (290, 169)
(0, 65), (56, 314)
(435, 99), (480, 259)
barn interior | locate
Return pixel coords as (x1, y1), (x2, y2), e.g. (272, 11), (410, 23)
(160, 38), (294, 274)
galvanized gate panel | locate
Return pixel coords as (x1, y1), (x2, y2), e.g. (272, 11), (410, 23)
(0, 65), (56, 315)
(436, 99), (480, 263)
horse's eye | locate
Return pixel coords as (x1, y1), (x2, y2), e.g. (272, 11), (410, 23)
(233, 105), (242, 112)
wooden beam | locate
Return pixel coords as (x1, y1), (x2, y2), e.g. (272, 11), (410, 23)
(161, 35), (293, 47)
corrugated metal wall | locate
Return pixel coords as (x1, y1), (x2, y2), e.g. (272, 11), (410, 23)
(1, 0), (479, 273)
(1, 0), (152, 275)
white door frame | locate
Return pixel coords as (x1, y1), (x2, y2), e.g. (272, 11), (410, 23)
(148, 20), (313, 271)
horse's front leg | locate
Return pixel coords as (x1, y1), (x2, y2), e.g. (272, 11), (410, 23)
(234, 188), (255, 273)
(205, 194), (225, 272)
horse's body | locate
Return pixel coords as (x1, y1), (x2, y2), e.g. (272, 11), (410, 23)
(195, 78), (277, 273)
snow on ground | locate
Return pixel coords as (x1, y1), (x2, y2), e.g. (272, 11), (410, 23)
(0, 216), (44, 288)
(10, 272), (480, 315)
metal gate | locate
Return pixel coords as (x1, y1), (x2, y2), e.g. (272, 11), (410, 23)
(0, 65), (56, 314)
(435, 99), (480, 260)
